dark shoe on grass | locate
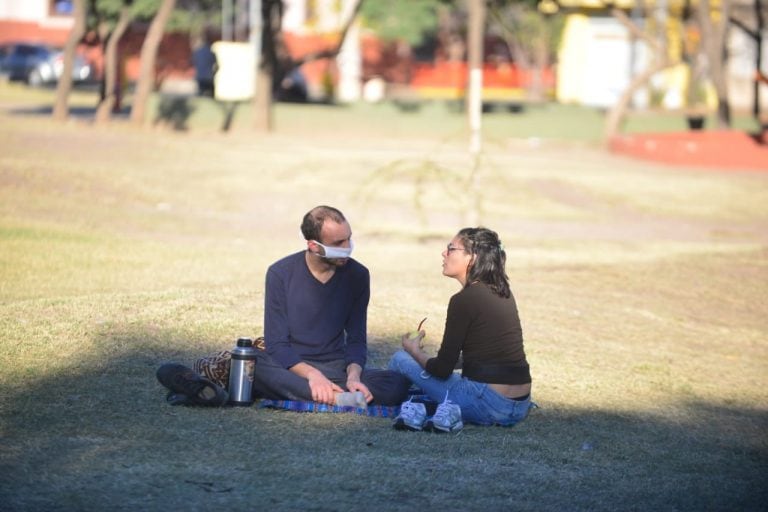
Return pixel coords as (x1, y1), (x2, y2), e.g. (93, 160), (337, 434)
(156, 363), (228, 407)
(166, 391), (193, 406)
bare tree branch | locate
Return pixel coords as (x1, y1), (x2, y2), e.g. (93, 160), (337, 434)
(728, 16), (757, 39)
(291, 0), (363, 67)
(611, 8), (663, 55)
(96, 4), (133, 123)
(603, 7), (677, 143)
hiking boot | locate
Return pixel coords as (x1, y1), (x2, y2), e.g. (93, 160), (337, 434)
(425, 396), (463, 433)
(156, 363), (228, 407)
(393, 398), (427, 431)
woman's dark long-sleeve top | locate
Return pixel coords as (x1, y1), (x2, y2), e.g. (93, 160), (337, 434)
(425, 282), (531, 385)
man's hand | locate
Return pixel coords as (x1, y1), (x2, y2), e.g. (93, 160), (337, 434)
(291, 362), (344, 404)
(346, 363), (373, 403)
(307, 370), (344, 404)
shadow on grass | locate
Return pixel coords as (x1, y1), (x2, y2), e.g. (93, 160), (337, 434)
(7, 104), (129, 120)
(1, 325), (767, 511)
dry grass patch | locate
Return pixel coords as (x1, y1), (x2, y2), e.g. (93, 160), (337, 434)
(1, 91), (766, 511)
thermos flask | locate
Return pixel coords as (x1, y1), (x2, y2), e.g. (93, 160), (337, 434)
(228, 337), (258, 406)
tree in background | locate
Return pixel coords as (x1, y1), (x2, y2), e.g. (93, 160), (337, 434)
(361, 0), (442, 48)
(53, 0), (87, 121)
(130, 0), (177, 125)
(697, 0), (732, 128)
(488, 0), (564, 102)
(729, 0), (765, 122)
(54, 0), (216, 124)
(91, 0), (221, 123)
(603, 6), (679, 142)
(360, 0), (446, 84)
(93, 0), (135, 123)
(602, 0), (755, 137)
(253, 0), (282, 132)
(248, 0), (370, 131)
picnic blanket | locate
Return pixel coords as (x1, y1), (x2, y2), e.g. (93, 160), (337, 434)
(257, 393), (433, 418)
(258, 399), (402, 417)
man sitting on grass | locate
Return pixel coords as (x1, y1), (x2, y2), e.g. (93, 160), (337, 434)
(251, 205), (410, 406)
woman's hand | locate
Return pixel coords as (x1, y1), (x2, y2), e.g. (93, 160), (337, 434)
(401, 330), (430, 368)
(401, 330), (425, 354)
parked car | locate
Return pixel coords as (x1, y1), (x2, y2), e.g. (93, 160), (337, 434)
(0, 42), (92, 87)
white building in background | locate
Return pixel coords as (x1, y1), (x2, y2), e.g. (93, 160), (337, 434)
(557, 15), (652, 109)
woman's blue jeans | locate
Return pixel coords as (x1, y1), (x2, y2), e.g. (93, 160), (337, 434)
(387, 349), (534, 427)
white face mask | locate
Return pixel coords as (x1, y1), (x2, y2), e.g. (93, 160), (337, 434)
(312, 239), (354, 259)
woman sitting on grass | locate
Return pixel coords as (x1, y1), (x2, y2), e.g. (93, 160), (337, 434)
(388, 227), (534, 432)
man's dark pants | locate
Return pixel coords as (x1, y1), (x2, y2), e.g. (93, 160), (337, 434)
(251, 351), (411, 406)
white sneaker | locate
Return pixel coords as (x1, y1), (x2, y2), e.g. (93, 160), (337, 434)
(393, 399), (427, 431)
(425, 395), (463, 433)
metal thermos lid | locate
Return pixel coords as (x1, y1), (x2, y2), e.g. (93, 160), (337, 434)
(236, 337), (253, 347)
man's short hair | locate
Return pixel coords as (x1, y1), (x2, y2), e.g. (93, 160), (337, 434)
(301, 205), (347, 241)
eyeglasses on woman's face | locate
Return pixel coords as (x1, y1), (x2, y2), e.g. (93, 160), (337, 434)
(446, 243), (465, 253)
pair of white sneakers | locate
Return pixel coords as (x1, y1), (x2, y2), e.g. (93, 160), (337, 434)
(393, 394), (463, 433)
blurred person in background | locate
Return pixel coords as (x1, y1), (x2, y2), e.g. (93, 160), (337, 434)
(192, 37), (217, 97)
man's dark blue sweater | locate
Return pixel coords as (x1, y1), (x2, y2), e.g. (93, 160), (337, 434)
(263, 251), (370, 370)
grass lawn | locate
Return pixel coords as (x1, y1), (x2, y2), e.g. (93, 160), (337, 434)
(0, 82), (766, 511)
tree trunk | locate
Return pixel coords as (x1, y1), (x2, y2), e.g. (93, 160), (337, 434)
(530, 35), (548, 102)
(754, 0), (764, 120)
(96, 5), (133, 123)
(250, 0), (362, 131)
(604, 59), (675, 141)
(253, 0), (280, 132)
(698, 0), (732, 128)
(603, 8), (678, 143)
(290, 0), (363, 67)
(52, 0), (86, 121)
(728, 1), (764, 122)
(253, 67), (273, 132)
(466, 0), (486, 227)
(130, 0), (176, 126)
(467, 0), (485, 156)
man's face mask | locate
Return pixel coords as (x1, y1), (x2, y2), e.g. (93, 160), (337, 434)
(312, 239), (354, 259)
